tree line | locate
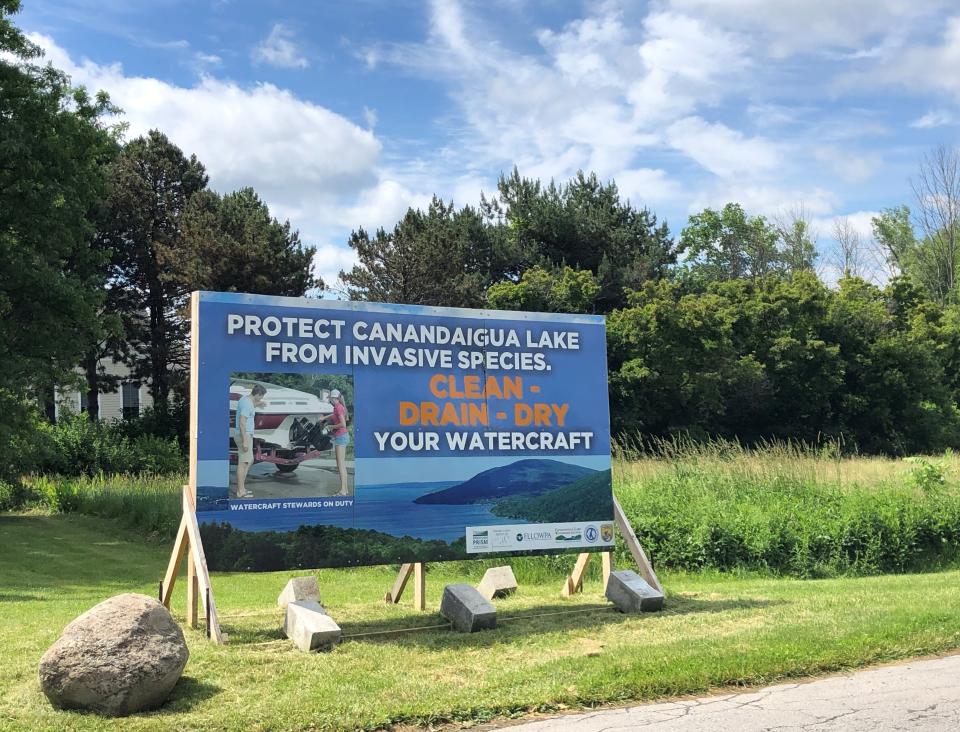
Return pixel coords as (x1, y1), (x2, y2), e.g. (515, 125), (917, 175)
(342, 169), (960, 454)
(3, 0), (959, 476)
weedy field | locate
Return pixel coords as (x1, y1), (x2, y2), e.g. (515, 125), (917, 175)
(2, 444), (959, 731)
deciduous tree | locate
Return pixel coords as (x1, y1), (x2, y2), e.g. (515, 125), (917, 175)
(0, 0), (119, 453)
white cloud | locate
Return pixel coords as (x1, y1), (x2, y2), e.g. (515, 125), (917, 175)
(853, 15), (960, 98)
(689, 185), (839, 219)
(342, 179), (433, 234)
(312, 243), (359, 292)
(27, 32), (428, 295)
(812, 210), (880, 240)
(667, 0), (946, 57)
(252, 23), (309, 69)
(910, 110), (955, 128)
(666, 117), (780, 177)
(33, 33), (379, 204)
(370, 0), (751, 206)
(613, 168), (683, 208)
(194, 52), (222, 68)
(812, 146), (881, 183)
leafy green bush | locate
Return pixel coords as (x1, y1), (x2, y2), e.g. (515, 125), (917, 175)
(0, 480), (15, 511)
(112, 402), (188, 450)
(27, 476), (81, 513)
(32, 412), (185, 476)
(904, 457), (949, 492)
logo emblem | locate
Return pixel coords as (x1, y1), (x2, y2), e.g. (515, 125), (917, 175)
(584, 525), (599, 543)
(516, 533), (524, 542)
(601, 523), (614, 542)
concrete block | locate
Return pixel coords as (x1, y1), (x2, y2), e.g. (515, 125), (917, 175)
(440, 584), (497, 633)
(477, 566), (517, 601)
(283, 600), (341, 652)
(277, 576), (320, 609)
(605, 570), (664, 613)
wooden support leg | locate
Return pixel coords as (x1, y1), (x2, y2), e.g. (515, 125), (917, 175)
(161, 515), (189, 608)
(602, 551), (613, 592)
(613, 496), (662, 593)
(413, 562), (426, 611)
(562, 552), (592, 596)
(385, 563), (414, 604)
(181, 487), (225, 644)
(186, 553), (199, 628)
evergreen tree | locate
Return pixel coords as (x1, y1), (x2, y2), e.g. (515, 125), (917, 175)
(174, 187), (319, 295)
(341, 196), (505, 307)
(97, 130), (208, 404)
(486, 169), (677, 310)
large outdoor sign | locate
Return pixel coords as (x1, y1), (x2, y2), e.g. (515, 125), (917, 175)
(191, 291), (614, 571)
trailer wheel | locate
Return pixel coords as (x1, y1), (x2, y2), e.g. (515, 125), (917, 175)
(276, 464), (298, 474)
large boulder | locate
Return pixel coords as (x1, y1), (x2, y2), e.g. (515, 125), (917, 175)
(38, 593), (189, 716)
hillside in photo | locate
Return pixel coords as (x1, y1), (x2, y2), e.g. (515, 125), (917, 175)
(413, 458), (596, 505)
(492, 469), (614, 523)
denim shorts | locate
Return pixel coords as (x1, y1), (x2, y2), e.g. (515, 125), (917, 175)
(332, 433), (350, 447)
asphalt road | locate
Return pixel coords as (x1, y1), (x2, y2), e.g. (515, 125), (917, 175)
(502, 654), (960, 731)
(229, 458), (355, 499)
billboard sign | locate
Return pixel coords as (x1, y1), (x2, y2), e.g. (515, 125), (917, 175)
(191, 291), (614, 571)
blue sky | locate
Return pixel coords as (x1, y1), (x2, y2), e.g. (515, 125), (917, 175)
(16, 0), (960, 285)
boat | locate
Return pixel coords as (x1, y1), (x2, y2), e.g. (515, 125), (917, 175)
(228, 379), (335, 472)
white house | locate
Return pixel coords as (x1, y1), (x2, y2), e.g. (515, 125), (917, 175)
(54, 357), (153, 422)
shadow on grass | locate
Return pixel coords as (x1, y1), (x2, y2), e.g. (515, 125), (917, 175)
(0, 515), (168, 592)
(661, 595), (784, 615)
(140, 676), (222, 716)
(219, 595), (785, 648)
(0, 592), (48, 601)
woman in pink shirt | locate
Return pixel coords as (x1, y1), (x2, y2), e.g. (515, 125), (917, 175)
(323, 389), (350, 496)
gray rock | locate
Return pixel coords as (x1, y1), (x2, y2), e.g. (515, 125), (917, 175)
(477, 565), (517, 601)
(440, 583), (497, 632)
(277, 576), (320, 609)
(283, 600), (341, 652)
(605, 570), (664, 613)
(38, 593), (189, 716)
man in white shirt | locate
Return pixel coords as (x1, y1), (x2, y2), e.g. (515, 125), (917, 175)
(235, 384), (266, 498)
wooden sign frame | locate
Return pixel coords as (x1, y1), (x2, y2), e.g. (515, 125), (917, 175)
(161, 293), (225, 644)
(161, 293), (658, 641)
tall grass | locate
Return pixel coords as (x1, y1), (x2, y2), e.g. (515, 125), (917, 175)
(614, 437), (960, 576)
(22, 473), (183, 538)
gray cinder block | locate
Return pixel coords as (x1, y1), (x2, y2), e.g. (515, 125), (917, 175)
(283, 600), (341, 651)
(277, 576), (320, 609)
(440, 583), (497, 632)
(477, 565), (517, 600)
(605, 570), (664, 613)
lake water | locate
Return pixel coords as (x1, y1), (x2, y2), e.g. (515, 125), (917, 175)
(198, 480), (525, 542)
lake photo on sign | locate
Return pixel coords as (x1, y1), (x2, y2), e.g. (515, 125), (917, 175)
(192, 293), (614, 571)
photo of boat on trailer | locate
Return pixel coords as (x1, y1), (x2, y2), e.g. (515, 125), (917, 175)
(229, 379), (335, 473)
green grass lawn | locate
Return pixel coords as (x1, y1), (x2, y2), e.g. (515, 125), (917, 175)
(2, 512), (960, 731)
